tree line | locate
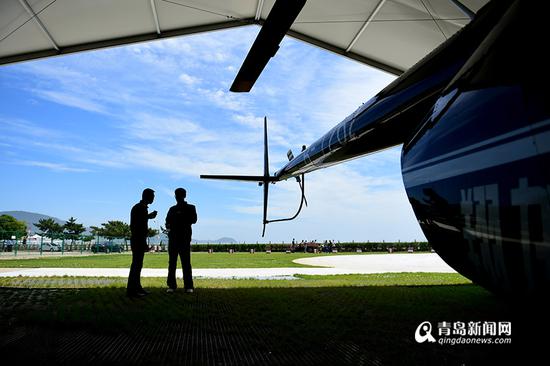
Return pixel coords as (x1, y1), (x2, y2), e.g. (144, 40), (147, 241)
(90, 221), (158, 240)
(0, 215), (27, 239)
(0, 214), (159, 243)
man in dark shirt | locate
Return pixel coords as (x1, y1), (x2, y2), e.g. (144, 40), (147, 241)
(165, 188), (197, 293)
(127, 188), (157, 297)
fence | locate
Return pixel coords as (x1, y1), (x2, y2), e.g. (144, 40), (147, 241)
(0, 230), (430, 257)
(190, 241), (431, 253)
(0, 231), (129, 257)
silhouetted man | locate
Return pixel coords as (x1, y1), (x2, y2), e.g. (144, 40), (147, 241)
(165, 188), (197, 293)
(127, 188), (157, 297)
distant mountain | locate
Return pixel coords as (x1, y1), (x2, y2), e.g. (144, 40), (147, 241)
(154, 234), (237, 244)
(0, 211), (65, 233)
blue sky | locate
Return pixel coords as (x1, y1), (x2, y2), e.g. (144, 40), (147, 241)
(0, 25), (426, 243)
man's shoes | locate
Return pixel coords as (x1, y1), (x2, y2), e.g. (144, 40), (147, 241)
(166, 288), (175, 293)
(185, 288), (194, 293)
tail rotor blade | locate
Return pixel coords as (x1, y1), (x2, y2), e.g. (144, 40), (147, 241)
(262, 180), (269, 237)
(264, 116), (269, 178)
(262, 116), (270, 237)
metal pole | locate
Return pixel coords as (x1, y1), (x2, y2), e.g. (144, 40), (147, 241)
(12, 235), (17, 257)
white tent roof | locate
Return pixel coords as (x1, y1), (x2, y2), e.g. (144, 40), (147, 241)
(0, 0), (488, 74)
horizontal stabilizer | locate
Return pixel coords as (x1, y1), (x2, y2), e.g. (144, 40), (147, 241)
(200, 175), (278, 183)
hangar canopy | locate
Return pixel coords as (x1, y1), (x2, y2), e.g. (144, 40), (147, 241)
(0, 0), (487, 74)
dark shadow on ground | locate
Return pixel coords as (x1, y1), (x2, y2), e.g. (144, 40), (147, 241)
(0, 285), (546, 365)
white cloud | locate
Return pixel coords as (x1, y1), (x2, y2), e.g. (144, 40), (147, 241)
(16, 160), (92, 173)
(313, 62), (395, 131)
(220, 145), (424, 242)
(232, 113), (263, 129)
(114, 143), (265, 179)
(127, 114), (200, 139)
(232, 205), (262, 215)
(179, 73), (201, 86)
(33, 90), (107, 114)
(235, 162), (425, 242)
(198, 88), (248, 111)
(0, 117), (63, 138)
(22, 63), (98, 87)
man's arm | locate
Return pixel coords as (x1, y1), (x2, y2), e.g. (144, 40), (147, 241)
(165, 207), (172, 231)
(189, 205), (197, 225)
(130, 204), (138, 230)
(130, 203), (147, 237)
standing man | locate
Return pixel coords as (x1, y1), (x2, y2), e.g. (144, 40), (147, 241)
(165, 188), (197, 293)
(127, 188), (157, 297)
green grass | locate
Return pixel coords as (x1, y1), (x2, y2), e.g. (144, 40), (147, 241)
(0, 273), (535, 365)
(0, 251), (373, 268)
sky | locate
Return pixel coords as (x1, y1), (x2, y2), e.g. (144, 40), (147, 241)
(0, 25), (426, 243)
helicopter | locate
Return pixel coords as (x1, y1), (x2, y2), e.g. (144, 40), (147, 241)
(201, 0), (550, 295)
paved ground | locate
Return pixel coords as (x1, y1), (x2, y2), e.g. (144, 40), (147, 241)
(1, 255), (538, 366)
(1, 284), (525, 366)
(0, 253), (455, 278)
(294, 253), (456, 273)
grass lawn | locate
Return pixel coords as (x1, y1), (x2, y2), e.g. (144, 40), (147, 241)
(0, 251), (376, 268)
(0, 273), (544, 365)
(0, 272), (471, 288)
